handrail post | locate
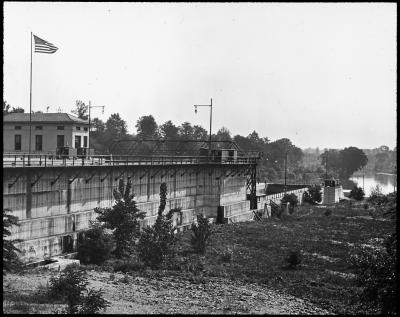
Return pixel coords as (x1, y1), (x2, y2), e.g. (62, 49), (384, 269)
(45, 155), (47, 167)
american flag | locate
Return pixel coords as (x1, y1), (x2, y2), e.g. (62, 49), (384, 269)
(33, 35), (58, 54)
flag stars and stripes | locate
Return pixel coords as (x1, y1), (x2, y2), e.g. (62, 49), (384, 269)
(33, 34), (58, 54)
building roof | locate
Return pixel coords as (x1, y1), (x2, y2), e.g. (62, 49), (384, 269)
(3, 113), (89, 124)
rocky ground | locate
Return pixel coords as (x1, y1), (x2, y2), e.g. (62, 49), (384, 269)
(3, 268), (331, 314)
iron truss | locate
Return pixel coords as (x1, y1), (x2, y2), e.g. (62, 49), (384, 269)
(109, 139), (260, 157)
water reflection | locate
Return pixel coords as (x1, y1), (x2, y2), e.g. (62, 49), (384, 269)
(348, 173), (396, 196)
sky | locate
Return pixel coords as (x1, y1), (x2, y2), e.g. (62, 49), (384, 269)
(3, 2), (397, 150)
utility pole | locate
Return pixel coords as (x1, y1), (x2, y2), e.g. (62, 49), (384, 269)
(362, 167), (365, 192)
(194, 98), (213, 156)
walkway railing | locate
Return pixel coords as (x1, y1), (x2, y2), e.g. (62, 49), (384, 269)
(3, 154), (259, 168)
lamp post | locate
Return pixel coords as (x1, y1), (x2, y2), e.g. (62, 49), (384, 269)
(194, 98), (213, 156)
(88, 101), (105, 152)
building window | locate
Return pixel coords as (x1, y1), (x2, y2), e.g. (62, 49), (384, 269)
(15, 135), (21, 150)
(76, 126), (81, 130)
(57, 126), (64, 130)
(35, 126), (43, 130)
(15, 126), (21, 130)
(35, 135), (43, 151)
(74, 135), (81, 148)
(57, 135), (65, 148)
(84, 127), (88, 131)
(83, 136), (88, 148)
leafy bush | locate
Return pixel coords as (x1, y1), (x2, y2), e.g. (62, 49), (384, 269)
(137, 183), (177, 269)
(285, 250), (302, 270)
(95, 179), (146, 258)
(349, 186), (365, 201)
(281, 193), (299, 214)
(191, 214), (212, 254)
(3, 209), (23, 275)
(303, 185), (322, 204)
(281, 193), (299, 206)
(77, 222), (115, 265)
(324, 209), (332, 216)
(48, 264), (110, 314)
(368, 185), (389, 206)
(350, 233), (397, 315)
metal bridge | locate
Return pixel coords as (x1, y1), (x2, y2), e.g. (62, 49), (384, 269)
(3, 154), (259, 168)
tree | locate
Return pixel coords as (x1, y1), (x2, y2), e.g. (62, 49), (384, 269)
(77, 222), (115, 265)
(215, 127), (232, 141)
(303, 184), (322, 204)
(320, 149), (347, 178)
(89, 118), (107, 154)
(12, 107), (25, 113)
(340, 147), (368, 178)
(281, 193), (299, 207)
(159, 120), (179, 139)
(136, 115), (158, 139)
(3, 209), (22, 275)
(91, 118), (106, 133)
(3, 101), (25, 114)
(178, 122), (194, 140)
(105, 113), (128, 150)
(3, 101), (10, 114)
(138, 183), (178, 268)
(192, 125), (208, 140)
(49, 264), (110, 314)
(375, 152), (390, 171)
(349, 186), (365, 201)
(71, 100), (88, 120)
(95, 179), (145, 258)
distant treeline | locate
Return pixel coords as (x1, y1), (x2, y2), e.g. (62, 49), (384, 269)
(6, 100), (387, 183)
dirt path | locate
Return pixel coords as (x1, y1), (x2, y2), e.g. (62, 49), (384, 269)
(3, 269), (331, 314)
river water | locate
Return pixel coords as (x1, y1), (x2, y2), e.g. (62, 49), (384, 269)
(348, 173), (397, 196)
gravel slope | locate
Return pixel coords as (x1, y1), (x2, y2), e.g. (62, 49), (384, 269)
(3, 269), (332, 314)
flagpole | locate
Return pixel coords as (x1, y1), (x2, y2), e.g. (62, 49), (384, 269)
(29, 32), (33, 160)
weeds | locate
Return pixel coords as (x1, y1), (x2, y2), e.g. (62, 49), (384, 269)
(190, 214), (212, 254)
(285, 250), (302, 270)
(220, 247), (233, 263)
(48, 264), (110, 314)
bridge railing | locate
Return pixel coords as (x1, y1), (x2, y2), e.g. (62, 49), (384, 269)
(3, 154), (259, 168)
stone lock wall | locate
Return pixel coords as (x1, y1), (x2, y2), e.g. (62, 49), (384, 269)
(4, 164), (254, 263)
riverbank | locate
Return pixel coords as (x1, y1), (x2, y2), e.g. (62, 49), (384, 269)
(3, 201), (395, 314)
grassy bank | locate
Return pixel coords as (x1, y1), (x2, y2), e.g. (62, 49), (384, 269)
(3, 201), (395, 314)
(174, 201), (395, 314)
